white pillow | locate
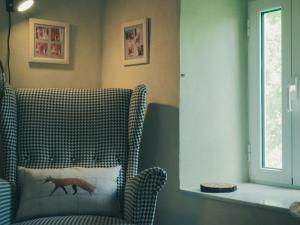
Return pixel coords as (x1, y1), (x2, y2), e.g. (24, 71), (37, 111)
(16, 166), (121, 222)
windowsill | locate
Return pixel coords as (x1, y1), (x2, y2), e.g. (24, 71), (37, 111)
(181, 183), (300, 213)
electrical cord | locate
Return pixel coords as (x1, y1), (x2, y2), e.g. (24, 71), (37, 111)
(7, 11), (12, 84)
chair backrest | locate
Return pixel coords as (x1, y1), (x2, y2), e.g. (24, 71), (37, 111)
(0, 84), (147, 199)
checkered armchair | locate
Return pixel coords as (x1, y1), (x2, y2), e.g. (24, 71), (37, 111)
(0, 78), (167, 225)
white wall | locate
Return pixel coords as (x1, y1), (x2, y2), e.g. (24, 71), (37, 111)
(180, 0), (249, 188)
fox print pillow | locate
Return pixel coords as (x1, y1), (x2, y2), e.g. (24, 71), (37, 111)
(16, 166), (121, 222)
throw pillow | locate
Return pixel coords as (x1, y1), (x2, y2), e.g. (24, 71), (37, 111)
(16, 166), (121, 222)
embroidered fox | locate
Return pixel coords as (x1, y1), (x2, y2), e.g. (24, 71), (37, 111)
(43, 176), (96, 196)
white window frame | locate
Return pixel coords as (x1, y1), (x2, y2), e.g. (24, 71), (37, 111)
(248, 0), (292, 186)
(292, 0), (300, 187)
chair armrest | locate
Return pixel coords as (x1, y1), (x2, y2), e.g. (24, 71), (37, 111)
(0, 179), (13, 225)
(124, 167), (167, 225)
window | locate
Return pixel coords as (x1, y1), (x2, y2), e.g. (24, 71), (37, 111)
(248, 0), (295, 186)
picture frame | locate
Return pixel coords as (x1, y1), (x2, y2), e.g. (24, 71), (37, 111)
(29, 18), (70, 64)
(122, 18), (149, 66)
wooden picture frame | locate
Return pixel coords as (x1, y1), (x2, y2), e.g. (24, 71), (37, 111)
(122, 18), (149, 66)
(29, 18), (70, 64)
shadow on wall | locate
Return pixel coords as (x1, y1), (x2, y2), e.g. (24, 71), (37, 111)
(140, 103), (179, 177)
(139, 103), (198, 225)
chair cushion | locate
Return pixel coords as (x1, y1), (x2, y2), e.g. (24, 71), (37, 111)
(16, 167), (121, 222)
(13, 216), (133, 225)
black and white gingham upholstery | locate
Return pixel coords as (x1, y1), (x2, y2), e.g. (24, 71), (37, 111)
(127, 85), (147, 178)
(0, 84), (18, 225)
(16, 88), (133, 200)
(13, 216), (133, 225)
(0, 179), (13, 225)
(124, 168), (167, 225)
(0, 85), (17, 184)
(0, 81), (167, 225)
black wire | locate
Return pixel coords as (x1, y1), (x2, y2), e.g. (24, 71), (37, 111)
(7, 11), (12, 84)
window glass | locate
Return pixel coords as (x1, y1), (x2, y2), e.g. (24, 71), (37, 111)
(261, 9), (282, 169)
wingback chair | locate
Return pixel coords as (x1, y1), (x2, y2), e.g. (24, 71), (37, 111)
(0, 76), (167, 225)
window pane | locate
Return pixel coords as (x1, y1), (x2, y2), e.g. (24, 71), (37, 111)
(261, 9), (282, 169)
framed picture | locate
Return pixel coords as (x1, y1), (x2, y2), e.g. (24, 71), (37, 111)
(29, 18), (70, 64)
(122, 18), (149, 66)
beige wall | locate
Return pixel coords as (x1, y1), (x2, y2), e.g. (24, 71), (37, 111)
(0, 0), (103, 88)
(101, 0), (179, 106)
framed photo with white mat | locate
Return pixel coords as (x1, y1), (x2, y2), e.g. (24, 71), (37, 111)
(121, 18), (149, 66)
(29, 18), (70, 64)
